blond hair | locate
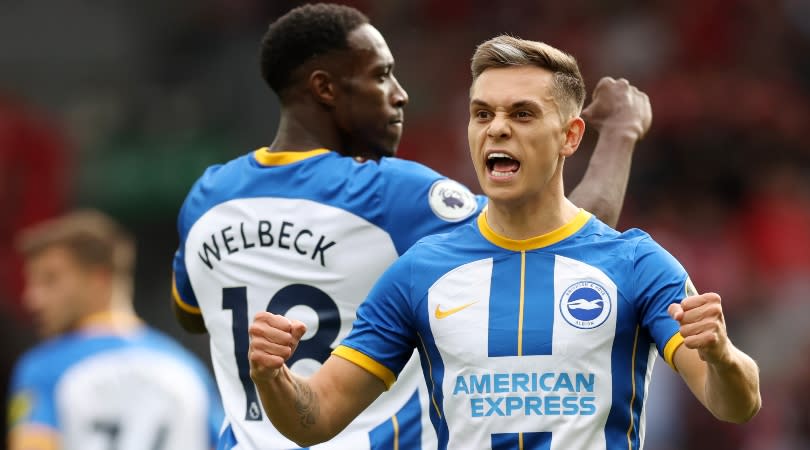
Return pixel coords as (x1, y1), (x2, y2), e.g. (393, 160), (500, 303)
(471, 35), (585, 119)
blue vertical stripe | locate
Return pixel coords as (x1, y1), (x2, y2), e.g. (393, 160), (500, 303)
(216, 424), (238, 450)
(488, 256), (522, 357)
(522, 253), (556, 356)
(369, 389), (422, 449)
(606, 301), (654, 450)
(491, 431), (551, 449)
(416, 328), (448, 449)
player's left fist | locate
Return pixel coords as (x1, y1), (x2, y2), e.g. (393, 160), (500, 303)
(668, 293), (732, 365)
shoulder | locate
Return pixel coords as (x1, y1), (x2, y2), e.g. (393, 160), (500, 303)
(617, 228), (669, 257)
(10, 335), (96, 387)
(573, 217), (654, 250)
(391, 220), (484, 281)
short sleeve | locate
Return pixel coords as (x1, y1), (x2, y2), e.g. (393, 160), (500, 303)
(333, 253), (419, 388)
(632, 236), (691, 368)
(8, 352), (59, 430)
(171, 167), (218, 313)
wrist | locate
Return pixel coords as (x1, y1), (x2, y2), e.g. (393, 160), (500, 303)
(702, 345), (737, 371)
(595, 124), (643, 143)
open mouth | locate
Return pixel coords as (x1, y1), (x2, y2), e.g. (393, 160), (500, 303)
(486, 152), (520, 178)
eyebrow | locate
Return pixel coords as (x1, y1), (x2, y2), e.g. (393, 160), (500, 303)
(469, 99), (544, 110)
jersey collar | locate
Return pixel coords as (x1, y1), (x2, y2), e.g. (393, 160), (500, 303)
(477, 208), (592, 251)
(253, 147), (331, 166)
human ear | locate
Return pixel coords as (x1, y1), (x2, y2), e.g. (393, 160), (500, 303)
(309, 70), (336, 106)
(561, 116), (585, 157)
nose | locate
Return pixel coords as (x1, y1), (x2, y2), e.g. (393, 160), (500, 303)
(391, 75), (408, 108)
(487, 113), (510, 139)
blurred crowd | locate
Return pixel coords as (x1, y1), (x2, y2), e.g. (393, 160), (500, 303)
(2, 0), (808, 448)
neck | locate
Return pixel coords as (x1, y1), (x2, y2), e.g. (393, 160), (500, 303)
(76, 307), (141, 334)
(76, 282), (140, 333)
(485, 170), (579, 240)
(269, 104), (344, 153)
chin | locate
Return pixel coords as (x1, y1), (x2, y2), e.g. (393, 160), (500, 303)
(373, 144), (397, 159)
(481, 183), (522, 205)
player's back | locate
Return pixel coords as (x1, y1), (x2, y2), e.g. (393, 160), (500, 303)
(173, 148), (483, 449)
(9, 325), (222, 450)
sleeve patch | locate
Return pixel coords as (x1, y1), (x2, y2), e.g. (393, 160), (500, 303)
(684, 277), (698, 297)
(428, 179), (478, 222)
(8, 391), (33, 427)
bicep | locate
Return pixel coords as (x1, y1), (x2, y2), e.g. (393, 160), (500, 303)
(673, 344), (709, 408)
(310, 355), (387, 431)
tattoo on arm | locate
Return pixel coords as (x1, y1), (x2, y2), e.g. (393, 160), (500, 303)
(293, 379), (319, 428)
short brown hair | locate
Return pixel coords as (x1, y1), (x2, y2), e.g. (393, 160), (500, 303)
(16, 210), (135, 279)
(471, 35), (585, 119)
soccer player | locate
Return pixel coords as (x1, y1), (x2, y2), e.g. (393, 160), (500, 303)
(171, 4), (651, 449)
(8, 210), (223, 450)
(247, 35), (761, 449)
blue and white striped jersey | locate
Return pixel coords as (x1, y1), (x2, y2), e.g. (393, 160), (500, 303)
(337, 209), (690, 450)
(8, 323), (223, 450)
(172, 148), (486, 449)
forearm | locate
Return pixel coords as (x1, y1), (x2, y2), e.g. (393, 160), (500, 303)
(254, 366), (337, 447)
(703, 345), (761, 423)
(569, 129), (637, 228)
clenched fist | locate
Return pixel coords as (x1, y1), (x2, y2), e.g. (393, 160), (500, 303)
(248, 312), (307, 383)
(668, 293), (732, 365)
(582, 77), (652, 141)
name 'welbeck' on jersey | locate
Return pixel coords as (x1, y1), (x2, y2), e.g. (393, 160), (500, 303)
(196, 219), (337, 270)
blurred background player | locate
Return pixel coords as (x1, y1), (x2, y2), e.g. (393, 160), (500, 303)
(171, 3), (650, 449)
(8, 210), (223, 450)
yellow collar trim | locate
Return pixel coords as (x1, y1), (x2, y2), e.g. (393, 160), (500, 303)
(477, 208), (591, 251)
(253, 147), (330, 166)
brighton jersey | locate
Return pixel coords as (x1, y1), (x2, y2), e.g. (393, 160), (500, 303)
(172, 148), (486, 449)
(8, 325), (223, 450)
(338, 209), (691, 450)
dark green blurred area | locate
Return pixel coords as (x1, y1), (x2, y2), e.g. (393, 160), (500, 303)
(76, 133), (232, 219)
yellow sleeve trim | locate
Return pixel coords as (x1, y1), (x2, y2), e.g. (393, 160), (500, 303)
(172, 273), (201, 315)
(8, 425), (60, 450)
(332, 346), (396, 389)
(662, 332), (685, 371)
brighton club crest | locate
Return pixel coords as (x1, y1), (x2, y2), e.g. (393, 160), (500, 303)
(560, 281), (611, 329)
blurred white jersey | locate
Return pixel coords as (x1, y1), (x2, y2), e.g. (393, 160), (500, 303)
(8, 326), (223, 450)
(173, 148), (485, 449)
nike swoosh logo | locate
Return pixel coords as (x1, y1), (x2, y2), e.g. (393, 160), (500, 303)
(435, 301), (479, 319)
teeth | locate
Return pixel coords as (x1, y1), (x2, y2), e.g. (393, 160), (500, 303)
(487, 152), (513, 160)
(491, 170), (513, 177)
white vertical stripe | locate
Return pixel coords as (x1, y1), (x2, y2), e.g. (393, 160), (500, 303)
(548, 255), (617, 450)
(638, 344), (658, 449)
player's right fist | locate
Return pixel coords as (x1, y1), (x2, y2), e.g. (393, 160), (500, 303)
(248, 312), (307, 383)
